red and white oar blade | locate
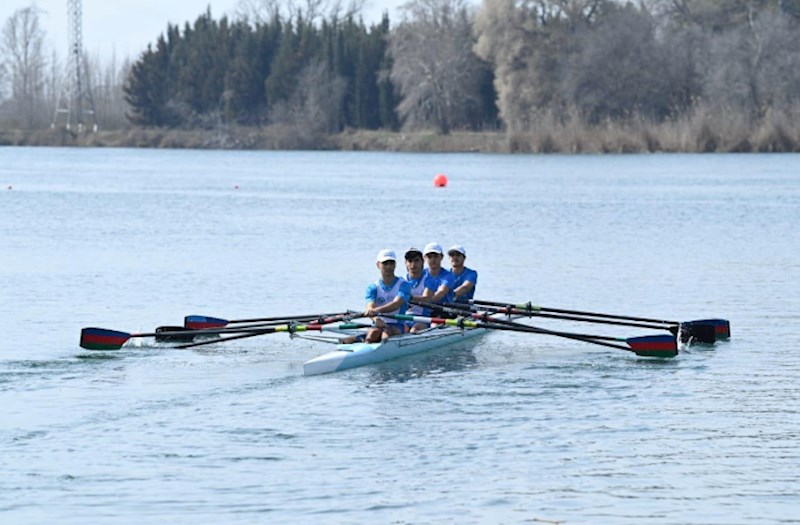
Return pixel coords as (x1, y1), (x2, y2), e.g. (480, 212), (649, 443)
(184, 315), (228, 330)
(80, 328), (132, 350)
(626, 334), (678, 358)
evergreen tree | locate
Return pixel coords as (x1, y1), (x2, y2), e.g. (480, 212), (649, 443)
(123, 7), (404, 130)
(124, 36), (179, 126)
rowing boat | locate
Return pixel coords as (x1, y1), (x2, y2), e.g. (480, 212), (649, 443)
(302, 324), (488, 376)
(79, 299), (723, 371)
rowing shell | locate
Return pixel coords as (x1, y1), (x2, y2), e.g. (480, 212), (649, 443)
(302, 325), (488, 376)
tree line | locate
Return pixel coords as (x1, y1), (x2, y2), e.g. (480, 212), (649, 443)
(124, 9), (403, 131)
(474, 0), (800, 134)
(121, 2), (499, 134)
(2, 0), (800, 147)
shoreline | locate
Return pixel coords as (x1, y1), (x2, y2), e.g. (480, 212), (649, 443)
(1, 124), (798, 153)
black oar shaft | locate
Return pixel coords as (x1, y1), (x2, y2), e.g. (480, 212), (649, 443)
(382, 312), (633, 351)
(470, 299), (679, 326)
(400, 304), (676, 355)
(427, 301), (674, 331)
(176, 319), (370, 349)
(217, 311), (350, 325)
(176, 328), (278, 349)
(479, 321), (632, 350)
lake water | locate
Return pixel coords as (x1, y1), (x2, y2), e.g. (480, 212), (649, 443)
(1, 147), (799, 524)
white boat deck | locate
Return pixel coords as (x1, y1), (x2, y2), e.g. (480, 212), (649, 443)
(302, 325), (488, 376)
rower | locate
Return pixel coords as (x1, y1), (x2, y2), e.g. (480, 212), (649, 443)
(404, 247), (436, 333)
(363, 249), (412, 343)
(422, 242), (455, 319)
(447, 245), (477, 304)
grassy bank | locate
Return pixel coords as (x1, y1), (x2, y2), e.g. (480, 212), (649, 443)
(0, 126), (508, 152)
(2, 109), (799, 153)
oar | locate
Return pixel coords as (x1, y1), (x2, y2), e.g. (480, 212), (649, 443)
(81, 326), (231, 350)
(80, 314), (356, 350)
(379, 313), (678, 358)
(469, 299), (729, 343)
(184, 311), (350, 330)
(436, 300), (717, 345)
(680, 319), (731, 341)
(174, 321), (371, 349)
(422, 300), (676, 332)
(154, 326), (206, 343)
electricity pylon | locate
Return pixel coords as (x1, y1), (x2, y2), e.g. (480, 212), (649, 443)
(52, 0), (97, 131)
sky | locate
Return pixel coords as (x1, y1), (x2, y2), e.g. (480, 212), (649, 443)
(1, 0), (404, 61)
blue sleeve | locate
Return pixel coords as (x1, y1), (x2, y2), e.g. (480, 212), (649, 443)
(423, 276), (436, 294)
(398, 281), (412, 315)
(398, 281), (412, 303)
(424, 275), (437, 293)
(365, 283), (377, 303)
(443, 272), (455, 291)
(466, 269), (477, 285)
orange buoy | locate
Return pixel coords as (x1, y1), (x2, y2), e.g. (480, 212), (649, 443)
(433, 173), (448, 187)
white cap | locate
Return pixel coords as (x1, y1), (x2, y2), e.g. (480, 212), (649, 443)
(423, 242), (443, 255)
(447, 245), (466, 256)
(376, 249), (397, 262)
(404, 247), (423, 259)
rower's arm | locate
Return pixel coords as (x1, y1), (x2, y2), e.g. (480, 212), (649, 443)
(430, 284), (450, 303)
(374, 295), (406, 314)
(453, 280), (474, 299)
(411, 287), (432, 303)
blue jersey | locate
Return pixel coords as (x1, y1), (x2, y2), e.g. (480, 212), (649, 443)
(452, 267), (478, 303)
(423, 268), (455, 304)
(406, 272), (437, 315)
(366, 277), (411, 326)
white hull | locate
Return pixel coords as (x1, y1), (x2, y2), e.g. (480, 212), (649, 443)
(302, 326), (487, 376)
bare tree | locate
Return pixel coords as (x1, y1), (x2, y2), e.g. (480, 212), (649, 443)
(270, 59), (347, 135)
(705, 9), (800, 118)
(88, 51), (131, 129)
(389, 0), (485, 133)
(234, 0), (365, 25)
(0, 58), (8, 101)
(645, 0), (800, 28)
(2, 6), (48, 128)
(564, 4), (681, 122)
(474, 0), (530, 132)
(474, 0), (605, 132)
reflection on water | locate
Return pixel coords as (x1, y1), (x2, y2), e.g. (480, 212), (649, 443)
(365, 344), (480, 384)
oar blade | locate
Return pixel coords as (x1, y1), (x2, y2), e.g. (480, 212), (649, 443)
(626, 334), (678, 358)
(155, 326), (198, 343)
(184, 315), (228, 330)
(689, 319), (730, 341)
(679, 322), (716, 344)
(80, 328), (131, 350)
